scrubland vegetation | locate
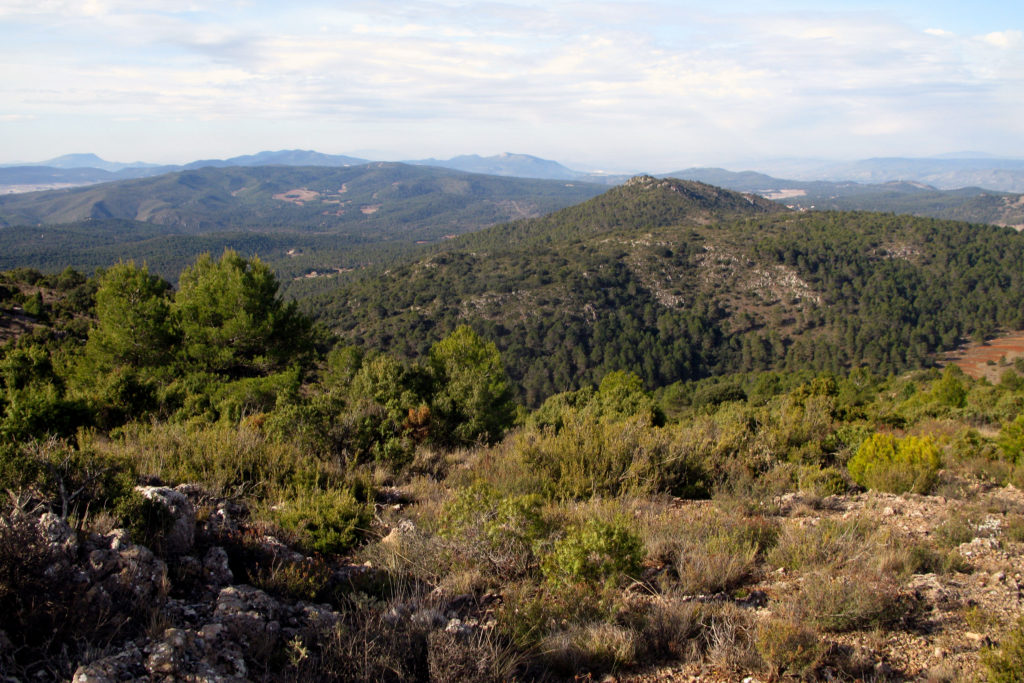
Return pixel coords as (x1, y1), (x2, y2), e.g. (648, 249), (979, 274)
(3, 252), (1024, 681)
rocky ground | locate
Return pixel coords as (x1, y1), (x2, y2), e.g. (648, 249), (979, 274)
(622, 484), (1024, 682)
(4, 480), (1022, 681)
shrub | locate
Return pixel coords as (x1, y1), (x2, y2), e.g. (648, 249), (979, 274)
(798, 466), (848, 497)
(673, 531), (759, 595)
(982, 616), (1024, 683)
(790, 570), (906, 632)
(931, 366), (967, 409)
(427, 628), (526, 682)
(539, 623), (638, 676)
(253, 557), (336, 602)
(847, 433), (941, 494)
(428, 325), (515, 446)
(1005, 515), (1024, 543)
(0, 436), (136, 520)
(0, 501), (150, 678)
(755, 618), (825, 680)
(114, 491), (176, 554)
(270, 486), (371, 555)
(211, 368), (301, 423)
(650, 510), (776, 595)
(108, 421), (325, 501)
(879, 538), (972, 576)
(517, 412), (708, 500)
(1, 383), (91, 442)
(933, 512), (982, 549)
(768, 518), (876, 571)
(999, 414), (1024, 464)
(542, 518), (643, 588)
(288, 596), (430, 681)
(439, 483), (546, 578)
(754, 392), (834, 465)
(639, 598), (699, 658)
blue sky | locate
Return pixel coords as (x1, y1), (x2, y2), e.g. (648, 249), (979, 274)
(1, 0), (1021, 172)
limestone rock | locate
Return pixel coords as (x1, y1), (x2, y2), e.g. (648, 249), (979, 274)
(136, 485), (196, 554)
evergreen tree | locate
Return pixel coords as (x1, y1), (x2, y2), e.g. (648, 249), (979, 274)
(175, 249), (311, 377)
(429, 325), (515, 445)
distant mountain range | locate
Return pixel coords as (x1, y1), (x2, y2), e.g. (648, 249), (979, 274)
(0, 150), (626, 191)
(5, 149), (1024, 193)
(2, 150), (1023, 228)
(0, 163), (605, 281)
(407, 153), (628, 185)
(750, 157), (1024, 193)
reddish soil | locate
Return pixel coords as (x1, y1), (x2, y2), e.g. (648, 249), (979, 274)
(942, 331), (1024, 382)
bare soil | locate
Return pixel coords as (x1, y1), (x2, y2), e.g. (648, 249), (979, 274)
(942, 331), (1024, 382)
(272, 188), (321, 204)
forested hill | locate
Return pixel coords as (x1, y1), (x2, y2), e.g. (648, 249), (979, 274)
(454, 175), (784, 250)
(0, 163), (602, 234)
(310, 176), (1024, 405)
(0, 163), (605, 282)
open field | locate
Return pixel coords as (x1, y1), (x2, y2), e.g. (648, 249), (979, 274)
(944, 331), (1024, 382)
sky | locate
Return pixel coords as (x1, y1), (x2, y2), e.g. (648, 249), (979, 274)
(1, 0), (1022, 173)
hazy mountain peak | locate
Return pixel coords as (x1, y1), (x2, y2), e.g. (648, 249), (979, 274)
(32, 153), (158, 172)
(46, 153), (108, 167)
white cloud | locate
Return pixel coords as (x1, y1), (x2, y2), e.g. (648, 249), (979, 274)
(982, 30), (1023, 49)
(1, 1), (1023, 165)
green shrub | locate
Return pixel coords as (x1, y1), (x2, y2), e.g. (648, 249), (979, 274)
(931, 366), (967, 409)
(999, 414), (1024, 464)
(211, 368), (301, 423)
(798, 466), (848, 496)
(271, 486), (372, 555)
(542, 518), (643, 588)
(0, 436), (136, 519)
(754, 392), (834, 465)
(439, 483), (547, 578)
(1, 383), (91, 442)
(428, 325), (516, 447)
(518, 412), (707, 500)
(982, 616), (1024, 683)
(823, 423), (872, 460)
(21, 291), (46, 319)
(109, 421), (325, 500)
(847, 433), (941, 494)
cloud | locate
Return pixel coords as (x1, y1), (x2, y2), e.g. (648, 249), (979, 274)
(982, 30), (1023, 48)
(1, 1), (1023, 165)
